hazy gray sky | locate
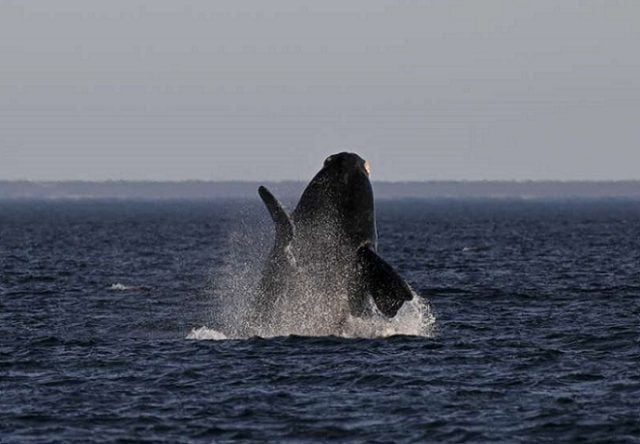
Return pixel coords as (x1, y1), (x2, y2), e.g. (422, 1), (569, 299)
(1, 0), (639, 181)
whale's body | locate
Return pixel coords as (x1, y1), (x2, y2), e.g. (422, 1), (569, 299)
(255, 152), (414, 327)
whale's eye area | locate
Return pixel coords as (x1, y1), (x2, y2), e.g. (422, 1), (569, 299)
(364, 160), (371, 176)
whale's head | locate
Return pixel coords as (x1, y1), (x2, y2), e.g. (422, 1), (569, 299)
(293, 152), (377, 248)
(322, 152), (371, 183)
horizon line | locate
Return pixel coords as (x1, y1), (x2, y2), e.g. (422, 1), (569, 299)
(2, 179), (640, 184)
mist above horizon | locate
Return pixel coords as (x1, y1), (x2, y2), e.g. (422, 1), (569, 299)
(1, 1), (639, 181)
(2, 180), (640, 201)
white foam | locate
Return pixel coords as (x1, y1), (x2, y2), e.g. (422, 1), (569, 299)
(340, 295), (436, 339)
(186, 326), (229, 341)
(109, 283), (132, 291)
(109, 283), (150, 292)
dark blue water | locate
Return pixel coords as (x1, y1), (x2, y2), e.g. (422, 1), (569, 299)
(1, 199), (639, 442)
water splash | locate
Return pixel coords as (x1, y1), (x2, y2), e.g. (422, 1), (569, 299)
(188, 294), (434, 340)
(188, 209), (436, 341)
(340, 295), (436, 339)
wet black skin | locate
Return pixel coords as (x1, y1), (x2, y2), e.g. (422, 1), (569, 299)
(292, 153), (376, 252)
(257, 152), (413, 322)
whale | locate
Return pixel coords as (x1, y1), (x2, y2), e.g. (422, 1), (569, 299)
(254, 152), (414, 328)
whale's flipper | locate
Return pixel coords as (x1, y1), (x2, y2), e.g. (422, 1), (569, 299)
(259, 186), (294, 250)
(255, 186), (297, 327)
(357, 245), (414, 317)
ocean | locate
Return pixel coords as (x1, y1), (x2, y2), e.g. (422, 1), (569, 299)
(1, 199), (639, 442)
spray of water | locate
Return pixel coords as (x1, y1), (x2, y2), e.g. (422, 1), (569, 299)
(188, 211), (436, 341)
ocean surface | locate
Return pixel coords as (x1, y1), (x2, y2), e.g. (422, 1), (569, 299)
(1, 199), (639, 443)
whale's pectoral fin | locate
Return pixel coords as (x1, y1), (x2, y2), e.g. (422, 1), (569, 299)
(255, 187), (296, 327)
(258, 186), (294, 249)
(357, 245), (414, 317)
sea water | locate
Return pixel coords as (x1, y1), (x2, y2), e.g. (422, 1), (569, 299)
(1, 199), (639, 442)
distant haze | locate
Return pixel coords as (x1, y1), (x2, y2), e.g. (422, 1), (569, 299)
(1, 1), (639, 181)
(2, 181), (640, 201)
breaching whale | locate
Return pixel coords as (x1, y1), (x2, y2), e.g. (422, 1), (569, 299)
(255, 152), (414, 328)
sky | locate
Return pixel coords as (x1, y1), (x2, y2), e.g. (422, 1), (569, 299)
(1, 0), (639, 181)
